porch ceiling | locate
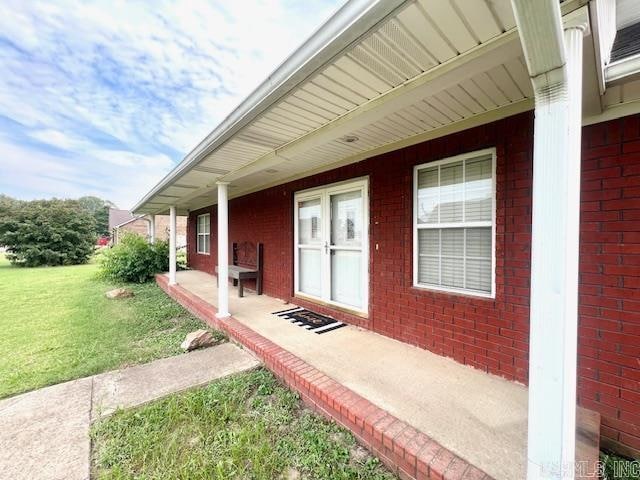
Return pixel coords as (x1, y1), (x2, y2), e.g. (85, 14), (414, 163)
(133, 0), (605, 216)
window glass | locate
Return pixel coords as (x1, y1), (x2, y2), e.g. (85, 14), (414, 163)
(415, 152), (494, 295)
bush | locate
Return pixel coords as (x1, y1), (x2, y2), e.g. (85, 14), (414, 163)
(0, 198), (96, 267)
(100, 233), (169, 283)
(177, 247), (187, 270)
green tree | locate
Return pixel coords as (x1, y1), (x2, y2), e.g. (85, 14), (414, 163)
(0, 194), (21, 216)
(0, 199), (96, 267)
(78, 196), (115, 237)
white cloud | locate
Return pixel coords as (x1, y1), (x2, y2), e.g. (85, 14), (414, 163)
(28, 130), (91, 151)
(0, 136), (174, 209)
(0, 0), (342, 206)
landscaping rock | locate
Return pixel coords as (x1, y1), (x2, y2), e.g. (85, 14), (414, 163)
(181, 329), (215, 351)
(282, 467), (300, 480)
(105, 288), (134, 299)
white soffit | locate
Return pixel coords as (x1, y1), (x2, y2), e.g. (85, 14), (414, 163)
(138, 0), (535, 215)
(617, 0), (640, 29)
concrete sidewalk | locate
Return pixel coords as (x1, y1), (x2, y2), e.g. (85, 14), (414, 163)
(0, 343), (259, 480)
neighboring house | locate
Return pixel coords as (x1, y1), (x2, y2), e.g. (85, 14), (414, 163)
(108, 208), (186, 246)
(132, 0), (640, 473)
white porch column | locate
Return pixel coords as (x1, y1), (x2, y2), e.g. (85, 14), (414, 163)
(511, 2), (588, 479)
(149, 215), (156, 244)
(216, 182), (230, 318)
(169, 206), (177, 285)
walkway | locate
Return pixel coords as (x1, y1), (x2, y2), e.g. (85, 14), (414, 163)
(0, 343), (259, 480)
(161, 270), (600, 480)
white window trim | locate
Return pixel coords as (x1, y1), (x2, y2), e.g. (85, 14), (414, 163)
(196, 213), (210, 255)
(293, 177), (369, 315)
(412, 148), (497, 299)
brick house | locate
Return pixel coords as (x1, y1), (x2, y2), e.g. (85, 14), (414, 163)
(109, 208), (187, 245)
(133, 1), (640, 477)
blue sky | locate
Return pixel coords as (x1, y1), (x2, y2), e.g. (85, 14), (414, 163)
(0, 0), (341, 209)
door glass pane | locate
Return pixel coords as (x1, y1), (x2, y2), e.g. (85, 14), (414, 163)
(298, 199), (321, 245)
(331, 250), (362, 308)
(330, 190), (362, 247)
(299, 248), (321, 297)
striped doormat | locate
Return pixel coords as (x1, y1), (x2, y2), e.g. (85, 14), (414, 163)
(272, 307), (346, 334)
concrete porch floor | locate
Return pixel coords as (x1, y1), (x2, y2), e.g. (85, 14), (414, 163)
(168, 270), (598, 480)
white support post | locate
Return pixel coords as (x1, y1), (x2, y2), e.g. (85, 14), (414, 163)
(511, 2), (588, 479)
(216, 182), (230, 318)
(169, 206), (177, 285)
(149, 215), (156, 244)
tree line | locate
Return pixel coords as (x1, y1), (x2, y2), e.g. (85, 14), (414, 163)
(0, 195), (115, 267)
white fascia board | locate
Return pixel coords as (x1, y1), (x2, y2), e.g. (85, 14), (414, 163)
(131, 0), (407, 214)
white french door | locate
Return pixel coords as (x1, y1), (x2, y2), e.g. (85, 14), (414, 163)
(294, 178), (369, 314)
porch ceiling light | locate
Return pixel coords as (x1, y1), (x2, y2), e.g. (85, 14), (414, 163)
(341, 135), (359, 143)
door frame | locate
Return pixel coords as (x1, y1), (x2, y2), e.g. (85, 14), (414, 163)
(293, 177), (369, 315)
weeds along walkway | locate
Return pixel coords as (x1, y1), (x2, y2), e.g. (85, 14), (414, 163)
(0, 343), (259, 480)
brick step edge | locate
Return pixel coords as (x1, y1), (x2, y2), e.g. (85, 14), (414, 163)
(156, 274), (493, 480)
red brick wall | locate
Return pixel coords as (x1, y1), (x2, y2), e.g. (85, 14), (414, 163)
(187, 208), (216, 273)
(578, 115), (640, 456)
(186, 111), (640, 456)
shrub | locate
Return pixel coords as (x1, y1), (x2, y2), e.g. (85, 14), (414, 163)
(177, 247), (187, 270)
(100, 233), (169, 283)
(0, 198), (96, 267)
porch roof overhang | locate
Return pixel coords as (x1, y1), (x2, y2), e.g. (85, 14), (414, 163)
(132, 0), (633, 216)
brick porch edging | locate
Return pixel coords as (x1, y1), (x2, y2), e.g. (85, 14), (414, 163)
(156, 274), (492, 480)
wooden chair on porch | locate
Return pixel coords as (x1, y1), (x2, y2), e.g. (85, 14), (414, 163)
(216, 241), (263, 297)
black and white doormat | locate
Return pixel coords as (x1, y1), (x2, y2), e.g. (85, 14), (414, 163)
(272, 307), (346, 334)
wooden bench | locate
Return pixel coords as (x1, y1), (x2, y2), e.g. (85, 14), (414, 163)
(216, 241), (263, 297)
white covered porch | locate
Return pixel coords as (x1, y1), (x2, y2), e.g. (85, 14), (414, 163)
(165, 269), (600, 480)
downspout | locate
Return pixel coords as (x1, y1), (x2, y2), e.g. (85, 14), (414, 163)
(139, 216), (153, 243)
(511, 2), (589, 479)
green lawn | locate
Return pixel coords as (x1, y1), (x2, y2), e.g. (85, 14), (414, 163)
(91, 368), (394, 480)
(0, 255), (223, 398)
(601, 451), (640, 480)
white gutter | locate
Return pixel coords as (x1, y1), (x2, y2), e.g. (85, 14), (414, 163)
(590, 0), (617, 94)
(605, 52), (640, 84)
(132, 0), (407, 214)
(511, 1), (589, 479)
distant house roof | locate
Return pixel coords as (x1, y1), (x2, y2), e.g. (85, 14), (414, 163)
(113, 215), (148, 229)
(610, 22), (640, 63)
(108, 208), (136, 231)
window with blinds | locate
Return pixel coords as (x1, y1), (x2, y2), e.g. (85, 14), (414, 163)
(413, 149), (495, 297)
(197, 214), (210, 254)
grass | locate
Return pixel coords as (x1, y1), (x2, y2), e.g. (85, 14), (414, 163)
(601, 451), (640, 480)
(91, 368), (395, 480)
(0, 254), (224, 398)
